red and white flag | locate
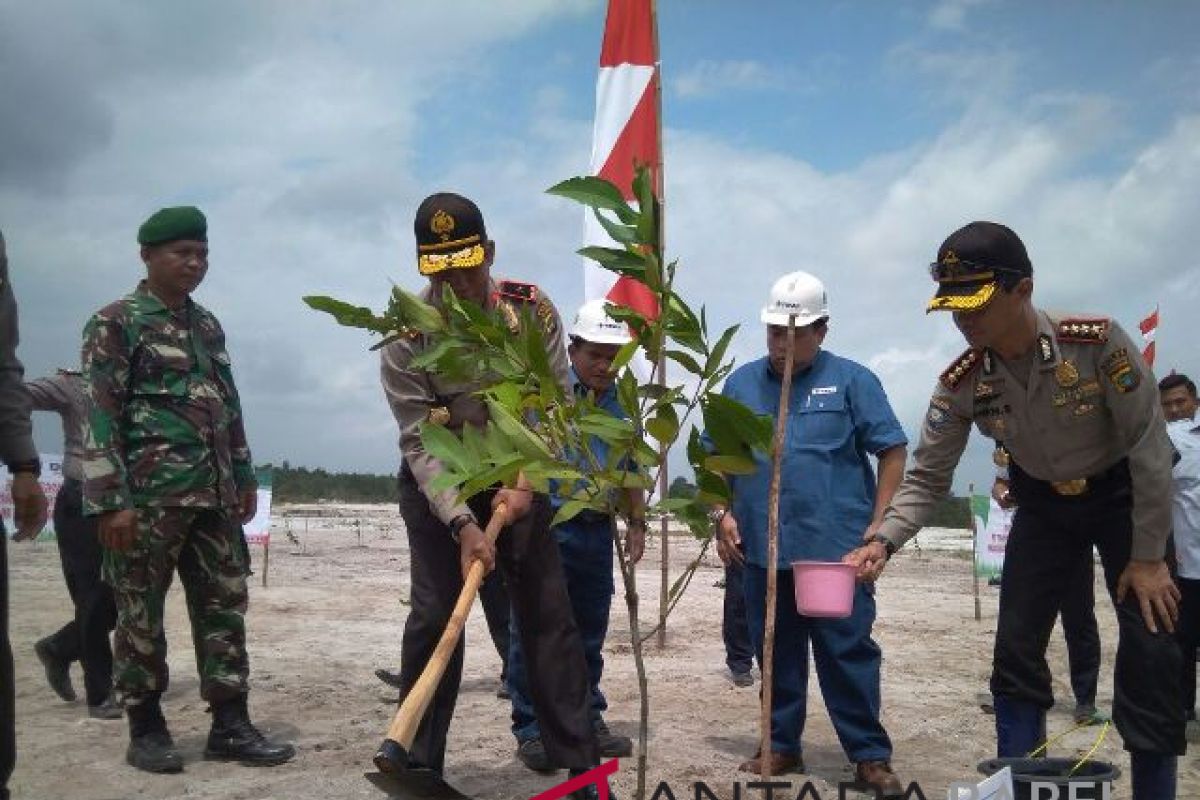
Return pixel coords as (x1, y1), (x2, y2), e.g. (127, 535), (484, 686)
(1138, 305), (1159, 368)
(584, 0), (661, 320)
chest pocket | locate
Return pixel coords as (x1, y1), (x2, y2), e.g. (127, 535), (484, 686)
(131, 333), (196, 398)
(790, 392), (850, 447)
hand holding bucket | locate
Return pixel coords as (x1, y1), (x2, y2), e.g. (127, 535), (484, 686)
(791, 560), (856, 618)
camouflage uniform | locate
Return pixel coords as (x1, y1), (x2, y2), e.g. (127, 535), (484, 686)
(82, 280), (254, 703)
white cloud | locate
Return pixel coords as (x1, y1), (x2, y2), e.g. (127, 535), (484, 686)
(6, 2), (1200, 495)
(927, 0), (993, 32)
(673, 60), (780, 99)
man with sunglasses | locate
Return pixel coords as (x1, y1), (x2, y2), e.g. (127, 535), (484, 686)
(846, 221), (1183, 799)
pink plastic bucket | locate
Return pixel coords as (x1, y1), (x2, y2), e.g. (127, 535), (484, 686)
(791, 561), (856, 618)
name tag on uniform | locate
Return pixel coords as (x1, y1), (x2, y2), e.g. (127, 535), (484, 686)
(811, 386), (838, 395)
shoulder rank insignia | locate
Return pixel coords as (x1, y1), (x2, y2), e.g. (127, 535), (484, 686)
(1056, 317), (1110, 344)
(940, 348), (982, 391)
(497, 280), (539, 304)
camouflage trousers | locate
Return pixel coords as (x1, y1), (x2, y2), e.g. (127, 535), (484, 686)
(102, 507), (250, 703)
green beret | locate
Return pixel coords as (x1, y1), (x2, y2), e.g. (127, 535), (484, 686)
(137, 206), (207, 246)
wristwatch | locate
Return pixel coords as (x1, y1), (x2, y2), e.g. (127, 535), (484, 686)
(448, 514), (476, 543)
(7, 458), (41, 477)
(707, 507), (728, 527)
(870, 534), (897, 558)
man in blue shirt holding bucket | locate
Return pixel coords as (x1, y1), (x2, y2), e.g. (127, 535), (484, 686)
(712, 271), (908, 797)
(508, 299), (646, 773)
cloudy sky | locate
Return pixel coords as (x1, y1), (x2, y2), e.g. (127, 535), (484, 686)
(4, 0), (1199, 491)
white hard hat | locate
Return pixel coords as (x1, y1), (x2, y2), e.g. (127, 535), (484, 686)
(570, 299), (632, 345)
(760, 270), (829, 327)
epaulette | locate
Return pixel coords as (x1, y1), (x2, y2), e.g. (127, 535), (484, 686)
(1056, 317), (1110, 344)
(497, 280), (539, 304)
(940, 348), (982, 391)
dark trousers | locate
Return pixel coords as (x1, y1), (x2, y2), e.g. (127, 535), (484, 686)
(993, 465), (1185, 755)
(478, 570), (510, 683)
(1, 524), (13, 800)
(508, 513), (615, 742)
(1059, 553), (1101, 708)
(1178, 577), (1200, 719)
(743, 566), (892, 762)
(40, 479), (116, 705)
(396, 472), (596, 773)
(722, 560), (754, 675)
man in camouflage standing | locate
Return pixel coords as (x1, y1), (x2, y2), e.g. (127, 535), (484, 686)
(82, 206), (293, 773)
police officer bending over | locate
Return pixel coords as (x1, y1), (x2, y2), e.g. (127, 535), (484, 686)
(846, 221), (1183, 800)
(380, 193), (608, 800)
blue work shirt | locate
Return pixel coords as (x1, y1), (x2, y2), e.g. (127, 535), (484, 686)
(721, 350), (906, 568)
(549, 368), (626, 511)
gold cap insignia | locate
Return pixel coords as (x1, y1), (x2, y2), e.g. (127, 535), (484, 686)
(431, 209), (455, 241)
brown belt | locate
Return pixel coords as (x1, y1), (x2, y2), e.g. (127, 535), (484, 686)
(1050, 478), (1089, 496)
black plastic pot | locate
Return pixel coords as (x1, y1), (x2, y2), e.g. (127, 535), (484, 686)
(977, 757), (1120, 800)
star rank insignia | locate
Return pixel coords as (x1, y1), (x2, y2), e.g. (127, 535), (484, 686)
(940, 348), (982, 391)
(1056, 317), (1111, 344)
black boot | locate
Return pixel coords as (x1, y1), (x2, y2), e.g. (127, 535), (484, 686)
(125, 694), (183, 774)
(34, 638), (76, 702)
(204, 694), (295, 766)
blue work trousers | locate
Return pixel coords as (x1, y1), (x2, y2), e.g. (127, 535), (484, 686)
(508, 514), (615, 742)
(743, 565), (892, 763)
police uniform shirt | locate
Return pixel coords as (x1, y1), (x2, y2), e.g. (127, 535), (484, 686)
(879, 309), (1173, 561)
(1167, 418), (1200, 579)
(721, 350), (907, 567)
(379, 279), (570, 526)
(27, 372), (85, 481)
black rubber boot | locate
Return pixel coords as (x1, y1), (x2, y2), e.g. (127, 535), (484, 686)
(34, 638), (75, 702)
(204, 694), (295, 766)
(125, 694), (183, 774)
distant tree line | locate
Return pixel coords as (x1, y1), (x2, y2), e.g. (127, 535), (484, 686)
(261, 462), (398, 503)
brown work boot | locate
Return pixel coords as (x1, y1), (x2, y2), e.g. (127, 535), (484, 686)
(855, 760), (904, 798)
(737, 750), (804, 775)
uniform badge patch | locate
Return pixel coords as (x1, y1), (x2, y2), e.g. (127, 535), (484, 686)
(926, 399), (951, 432)
(1102, 348), (1140, 393)
(1055, 360), (1080, 388)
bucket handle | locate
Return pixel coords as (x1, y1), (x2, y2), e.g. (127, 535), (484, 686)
(1026, 720), (1112, 778)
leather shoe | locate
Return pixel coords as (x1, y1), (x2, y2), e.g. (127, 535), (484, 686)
(593, 719), (632, 758)
(35, 638), (76, 702)
(855, 760), (904, 798)
(730, 670), (754, 688)
(374, 668), (403, 689)
(517, 737), (554, 772)
(89, 694), (124, 720)
(737, 750), (804, 775)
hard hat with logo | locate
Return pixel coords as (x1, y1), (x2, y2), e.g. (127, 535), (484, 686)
(761, 271), (829, 326)
(570, 299), (632, 345)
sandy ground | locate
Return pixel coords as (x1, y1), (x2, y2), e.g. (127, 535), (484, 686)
(7, 504), (1199, 800)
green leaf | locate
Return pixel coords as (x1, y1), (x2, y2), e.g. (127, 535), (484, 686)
(303, 296), (390, 333)
(549, 499), (593, 528)
(665, 349), (703, 376)
(389, 286), (445, 333)
(591, 208), (639, 246)
(704, 454), (760, 475)
(705, 324), (740, 375)
(645, 404), (679, 444)
(419, 424), (471, 473)
(546, 176), (637, 224)
(611, 339), (641, 374)
(486, 401), (553, 460)
(577, 246), (647, 276)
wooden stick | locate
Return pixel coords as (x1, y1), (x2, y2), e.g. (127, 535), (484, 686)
(374, 502), (509, 773)
(760, 316), (796, 779)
